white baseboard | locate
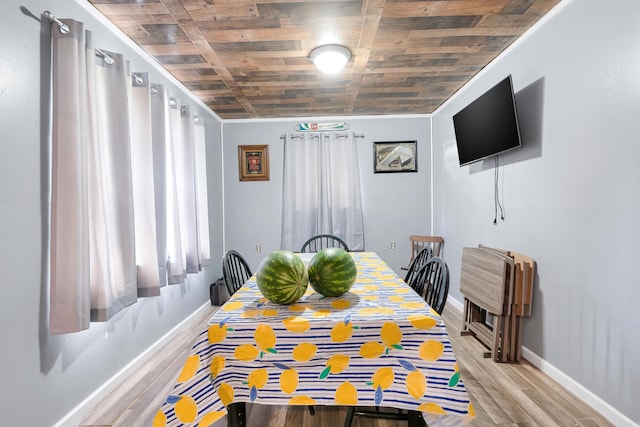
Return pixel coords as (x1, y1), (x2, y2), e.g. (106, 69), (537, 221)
(446, 296), (638, 427)
(446, 294), (464, 312)
(53, 302), (212, 427)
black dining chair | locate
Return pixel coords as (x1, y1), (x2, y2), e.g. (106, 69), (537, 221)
(221, 250), (252, 297)
(415, 256), (450, 315)
(343, 257), (450, 427)
(403, 246), (432, 290)
(300, 234), (350, 253)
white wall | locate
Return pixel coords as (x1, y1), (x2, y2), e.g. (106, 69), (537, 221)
(0, 1), (224, 426)
(432, 0), (640, 423)
(222, 117), (431, 276)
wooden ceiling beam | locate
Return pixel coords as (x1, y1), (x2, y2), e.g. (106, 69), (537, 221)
(159, 0), (256, 117)
(343, 0), (386, 115)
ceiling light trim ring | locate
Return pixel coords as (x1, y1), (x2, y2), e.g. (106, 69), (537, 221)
(309, 44), (352, 75)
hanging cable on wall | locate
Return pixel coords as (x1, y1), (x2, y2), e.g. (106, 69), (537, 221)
(493, 155), (505, 224)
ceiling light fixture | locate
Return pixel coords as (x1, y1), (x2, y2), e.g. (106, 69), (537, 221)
(309, 44), (351, 75)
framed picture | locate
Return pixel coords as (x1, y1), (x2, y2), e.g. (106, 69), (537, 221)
(238, 144), (270, 181)
(373, 140), (417, 173)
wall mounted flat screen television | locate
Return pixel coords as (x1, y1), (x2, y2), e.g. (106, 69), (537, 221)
(452, 75), (522, 166)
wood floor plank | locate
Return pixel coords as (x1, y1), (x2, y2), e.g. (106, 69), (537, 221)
(445, 321), (528, 423)
(78, 304), (218, 427)
(111, 348), (191, 427)
(114, 307), (219, 427)
(247, 403), (288, 426)
(506, 362), (612, 426)
(442, 306), (613, 427)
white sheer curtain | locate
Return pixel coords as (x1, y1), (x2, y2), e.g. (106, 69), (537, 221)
(49, 18), (210, 333)
(130, 72), (162, 297)
(194, 119), (211, 265)
(51, 25), (137, 328)
(177, 105), (200, 273)
(281, 132), (364, 251)
(166, 102), (210, 280)
(50, 19), (90, 334)
(166, 98), (186, 284)
(85, 41), (137, 321)
(150, 84), (168, 289)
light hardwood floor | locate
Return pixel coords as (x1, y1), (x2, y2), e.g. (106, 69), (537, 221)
(78, 303), (613, 427)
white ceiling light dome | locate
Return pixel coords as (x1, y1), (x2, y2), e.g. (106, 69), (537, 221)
(310, 44), (351, 75)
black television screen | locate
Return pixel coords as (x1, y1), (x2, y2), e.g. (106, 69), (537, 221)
(452, 75), (522, 166)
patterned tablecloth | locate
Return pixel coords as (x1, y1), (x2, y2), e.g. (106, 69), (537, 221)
(155, 252), (474, 426)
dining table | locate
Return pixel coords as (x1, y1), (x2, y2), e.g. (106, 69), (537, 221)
(155, 252), (475, 426)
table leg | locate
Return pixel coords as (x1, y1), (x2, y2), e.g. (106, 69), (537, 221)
(227, 402), (246, 426)
(407, 410), (426, 427)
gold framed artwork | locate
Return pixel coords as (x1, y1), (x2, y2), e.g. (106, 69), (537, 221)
(238, 144), (270, 181)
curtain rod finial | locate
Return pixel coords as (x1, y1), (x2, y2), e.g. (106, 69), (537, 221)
(44, 10), (70, 34)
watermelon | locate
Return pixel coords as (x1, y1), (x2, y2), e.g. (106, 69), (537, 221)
(256, 251), (309, 304)
(307, 248), (357, 297)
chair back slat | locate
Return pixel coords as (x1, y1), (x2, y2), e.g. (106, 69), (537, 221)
(222, 250), (252, 296)
(409, 235), (444, 261)
(404, 246), (432, 290)
(413, 256), (450, 315)
(300, 234), (350, 253)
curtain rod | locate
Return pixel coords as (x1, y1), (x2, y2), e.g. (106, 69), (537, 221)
(280, 133), (365, 139)
(43, 10), (69, 34)
(44, 10), (116, 65)
(95, 48), (114, 65)
(44, 8), (204, 130)
(132, 73), (144, 86)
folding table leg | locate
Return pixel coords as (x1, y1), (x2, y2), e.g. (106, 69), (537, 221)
(515, 315), (523, 361)
(462, 298), (469, 330)
(493, 315), (503, 362)
(509, 312), (518, 361)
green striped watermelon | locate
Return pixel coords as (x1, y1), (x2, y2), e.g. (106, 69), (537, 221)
(308, 248), (357, 297)
(256, 251), (308, 304)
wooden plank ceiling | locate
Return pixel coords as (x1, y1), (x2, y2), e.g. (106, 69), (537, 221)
(87, 0), (561, 119)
